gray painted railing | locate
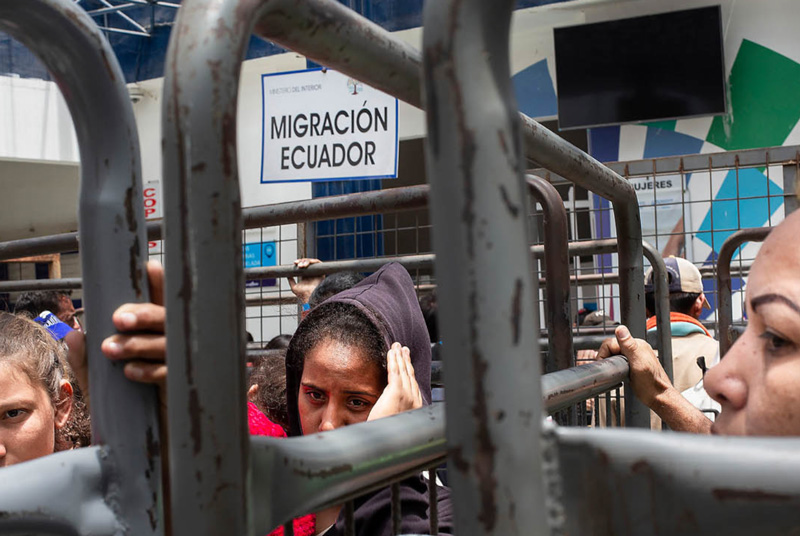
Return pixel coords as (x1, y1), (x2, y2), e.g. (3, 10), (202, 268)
(717, 227), (772, 356)
(5, 1), (800, 535)
(0, 0), (162, 534)
(423, 0), (549, 533)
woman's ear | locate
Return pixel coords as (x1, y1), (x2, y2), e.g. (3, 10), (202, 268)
(248, 383), (259, 402)
(54, 380), (74, 429)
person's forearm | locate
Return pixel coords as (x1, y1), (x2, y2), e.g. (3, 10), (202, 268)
(650, 387), (712, 434)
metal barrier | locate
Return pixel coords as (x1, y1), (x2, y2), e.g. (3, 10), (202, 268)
(0, 229), (674, 385)
(716, 227), (772, 356)
(528, 176), (574, 375)
(6, 0), (800, 534)
(0, 0), (161, 534)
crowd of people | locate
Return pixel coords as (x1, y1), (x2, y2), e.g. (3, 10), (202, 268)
(2, 209), (799, 533)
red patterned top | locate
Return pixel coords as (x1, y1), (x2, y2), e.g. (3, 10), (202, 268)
(248, 402), (316, 536)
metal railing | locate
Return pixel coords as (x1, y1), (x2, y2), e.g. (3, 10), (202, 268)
(716, 227), (772, 356)
(4, 0), (800, 535)
(0, 0), (162, 533)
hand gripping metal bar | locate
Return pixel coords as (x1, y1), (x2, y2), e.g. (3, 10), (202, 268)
(0, 0), (162, 534)
(717, 227), (772, 356)
(423, 0), (551, 534)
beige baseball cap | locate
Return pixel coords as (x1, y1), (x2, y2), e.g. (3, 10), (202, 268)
(645, 256), (710, 309)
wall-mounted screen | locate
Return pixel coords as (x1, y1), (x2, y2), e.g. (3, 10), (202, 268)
(554, 6), (726, 130)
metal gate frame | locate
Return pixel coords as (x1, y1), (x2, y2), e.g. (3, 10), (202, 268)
(0, 0), (161, 533)
(3, 0), (800, 535)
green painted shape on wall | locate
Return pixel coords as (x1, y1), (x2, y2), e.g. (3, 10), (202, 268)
(707, 39), (800, 150)
(642, 120), (677, 131)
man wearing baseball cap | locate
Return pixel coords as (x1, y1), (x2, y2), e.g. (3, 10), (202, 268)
(644, 256), (719, 428)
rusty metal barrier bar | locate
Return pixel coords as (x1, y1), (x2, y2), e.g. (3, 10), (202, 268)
(424, 0), (551, 533)
(249, 357), (632, 532)
(557, 427), (800, 534)
(5, 237), (673, 379)
(0, 0), (162, 534)
(0, 186), (430, 262)
(542, 356), (628, 414)
(161, 0), (251, 532)
(519, 118), (649, 427)
(717, 227), (772, 356)
(0, 447), (117, 534)
(528, 176), (574, 375)
(250, 405), (446, 534)
(641, 242), (674, 383)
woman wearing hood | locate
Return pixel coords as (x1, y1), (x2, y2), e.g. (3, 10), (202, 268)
(100, 261), (453, 535)
(285, 262), (454, 535)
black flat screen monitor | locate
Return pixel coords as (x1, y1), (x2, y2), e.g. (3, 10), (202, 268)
(554, 6), (726, 130)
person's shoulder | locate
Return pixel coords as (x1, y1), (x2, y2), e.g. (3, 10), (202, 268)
(248, 401), (286, 437)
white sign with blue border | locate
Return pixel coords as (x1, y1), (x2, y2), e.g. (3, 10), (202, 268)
(260, 68), (398, 183)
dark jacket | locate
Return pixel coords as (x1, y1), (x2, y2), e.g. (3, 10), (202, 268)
(285, 262), (454, 536)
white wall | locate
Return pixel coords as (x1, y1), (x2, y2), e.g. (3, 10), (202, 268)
(0, 76), (78, 163)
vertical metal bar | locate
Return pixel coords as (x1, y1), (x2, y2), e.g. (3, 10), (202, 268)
(641, 242), (673, 384)
(283, 521), (294, 536)
(0, 1), (163, 533)
(428, 468), (439, 536)
(162, 0), (255, 533)
(527, 176), (573, 375)
(517, 125), (648, 428)
(423, 0), (551, 534)
(344, 500), (355, 536)
(716, 228), (771, 356)
(783, 162), (799, 215)
(391, 482), (401, 535)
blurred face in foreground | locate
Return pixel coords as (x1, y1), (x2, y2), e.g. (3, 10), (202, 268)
(705, 211), (800, 436)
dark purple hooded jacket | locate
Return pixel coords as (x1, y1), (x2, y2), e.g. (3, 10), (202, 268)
(285, 262), (454, 536)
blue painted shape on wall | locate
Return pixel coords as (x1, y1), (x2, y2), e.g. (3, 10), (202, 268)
(643, 127), (704, 159)
(588, 126), (621, 163)
(512, 59), (558, 119)
(696, 168), (784, 255)
(699, 250), (745, 320)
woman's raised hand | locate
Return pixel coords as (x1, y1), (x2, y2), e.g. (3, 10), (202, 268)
(368, 342), (423, 422)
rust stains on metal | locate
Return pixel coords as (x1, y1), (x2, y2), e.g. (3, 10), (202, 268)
(221, 111), (237, 180)
(499, 185), (520, 218)
(511, 278), (522, 345)
(129, 236), (143, 298)
(631, 459), (650, 474)
(423, 45), (443, 158)
(448, 446), (469, 472)
(712, 488), (793, 502)
(98, 48), (116, 83)
(292, 463), (354, 479)
(124, 186), (137, 233)
(497, 129), (508, 155)
(471, 345), (498, 531)
(189, 388), (203, 456)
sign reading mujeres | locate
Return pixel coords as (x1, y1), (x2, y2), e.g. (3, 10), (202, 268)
(261, 68), (398, 183)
